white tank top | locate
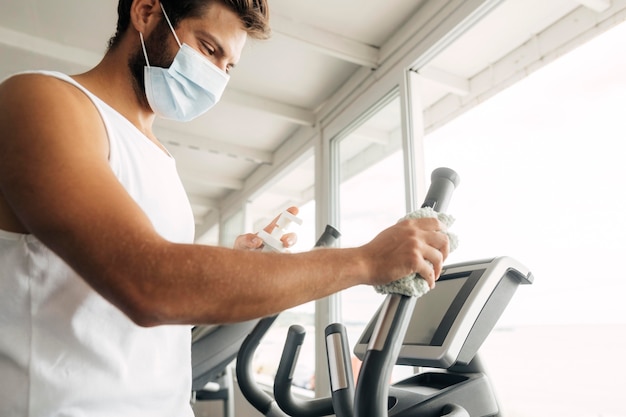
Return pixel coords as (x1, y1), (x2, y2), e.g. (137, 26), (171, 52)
(0, 71), (196, 417)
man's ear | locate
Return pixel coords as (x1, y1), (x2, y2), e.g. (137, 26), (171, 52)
(129, 0), (162, 35)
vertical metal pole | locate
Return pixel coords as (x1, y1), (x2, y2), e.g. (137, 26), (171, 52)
(400, 69), (427, 214)
(314, 124), (341, 399)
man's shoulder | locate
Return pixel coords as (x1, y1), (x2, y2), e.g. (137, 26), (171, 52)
(1, 71), (81, 98)
(0, 71), (96, 114)
(3, 70), (58, 84)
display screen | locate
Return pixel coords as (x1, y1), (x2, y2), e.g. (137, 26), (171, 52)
(354, 258), (530, 368)
(403, 275), (467, 345)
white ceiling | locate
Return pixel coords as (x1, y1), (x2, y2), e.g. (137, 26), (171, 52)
(1, 0), (623, 241)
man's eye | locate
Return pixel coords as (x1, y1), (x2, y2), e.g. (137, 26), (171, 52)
(203, 43), (215, 55)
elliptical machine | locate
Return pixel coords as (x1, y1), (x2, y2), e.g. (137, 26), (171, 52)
(235, 168), (533, 417)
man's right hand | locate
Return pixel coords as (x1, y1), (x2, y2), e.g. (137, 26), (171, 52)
(360, 217), (450, 289)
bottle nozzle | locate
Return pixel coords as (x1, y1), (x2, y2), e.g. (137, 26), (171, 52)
(258, 210), (303, 252)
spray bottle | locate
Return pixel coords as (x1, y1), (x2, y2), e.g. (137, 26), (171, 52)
(257, 210), (303, 252)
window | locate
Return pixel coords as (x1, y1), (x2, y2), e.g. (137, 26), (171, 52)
(423, 22), (626, 416)
(220, 209), (245, 249)
(245, 154), (318, 393)
(334, 95), (415, 382)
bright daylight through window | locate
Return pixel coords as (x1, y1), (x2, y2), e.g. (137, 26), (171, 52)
(335, 96), (414, 383)
(423, 20), (626, 417)
(241, 18), (626, 417)
(246, 156), (319, 392)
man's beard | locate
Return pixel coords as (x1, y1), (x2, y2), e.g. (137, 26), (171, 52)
(128, 21), (176, 109)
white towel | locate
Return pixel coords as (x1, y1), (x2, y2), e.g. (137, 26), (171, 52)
(374, 207), (458, 297)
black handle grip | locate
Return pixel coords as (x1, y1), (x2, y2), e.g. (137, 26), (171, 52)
(353, 167), (460, 417)
(315, 224), (341, 247)
(236, 316), (281, 416)
(274, 325), (334, 416)
(236, 224), (341, 416)
(353, 295), (416, 417)
(421, 167), (460, 212)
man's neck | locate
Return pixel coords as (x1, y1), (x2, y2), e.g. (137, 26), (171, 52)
(72, 49), (157, 140)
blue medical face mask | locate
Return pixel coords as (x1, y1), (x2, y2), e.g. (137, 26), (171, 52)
(140, 3), (230, 122)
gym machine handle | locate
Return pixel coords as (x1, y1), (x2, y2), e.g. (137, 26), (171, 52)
(441, 404), (470, 417)
(274, 325), (335, 416)
(324, 323), (355, 417)
(353, 167), (460, 417)
(236, 316), (283, 416)
(420, 167), (459, 212)
(236, 224), (341, 417)
(274, 320), (356, 417)
(315, 224), (342, 248)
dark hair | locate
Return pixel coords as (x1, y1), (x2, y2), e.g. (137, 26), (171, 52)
(107, 0), (270, 49)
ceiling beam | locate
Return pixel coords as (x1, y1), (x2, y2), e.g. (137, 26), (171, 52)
(223, 89), (316, 126)
(418, 66), (470, 96)
(423, 0), (626, 133)
(156, 127), (273, 165)
(187, 193), (218, 209)
(0, 25), (101, 68)
(0, 25), (314, 127)
(255, 184), (310, 201)
(179, 172), (244, 191)
(350, 125), (391, 145)
(575, 0), (611, 13)
(271, 14), (380, 68)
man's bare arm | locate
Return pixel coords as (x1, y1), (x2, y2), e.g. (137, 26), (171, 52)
(0, 74), (449, 326)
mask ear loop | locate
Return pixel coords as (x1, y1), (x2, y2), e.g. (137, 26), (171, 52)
(139, 32), (151, 68)
(159, 2), (182, 48)
(140, 3), (180, 69)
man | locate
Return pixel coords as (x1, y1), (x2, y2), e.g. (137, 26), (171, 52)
(0, 0), (450, 415)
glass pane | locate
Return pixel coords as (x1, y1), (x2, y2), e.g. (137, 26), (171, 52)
(220, 209), (244, 248)
(423, 22), (626, 417)
(246, 154), (317, 393)
(195, 224), (218, 245)
(336, 96), (412, 382)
